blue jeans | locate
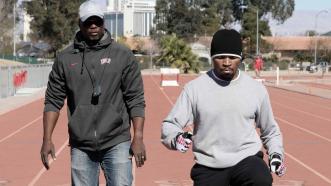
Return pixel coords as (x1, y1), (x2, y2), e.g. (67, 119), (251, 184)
(71, 141), (133, 186)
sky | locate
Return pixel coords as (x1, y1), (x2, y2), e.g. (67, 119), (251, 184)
(270, 0), (331, 35)
(295, 0), (331, 10)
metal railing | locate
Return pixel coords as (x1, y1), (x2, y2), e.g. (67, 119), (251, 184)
(0, 64), (52, 98)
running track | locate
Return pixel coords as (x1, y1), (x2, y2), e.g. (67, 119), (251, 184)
(0, 74), (330, 186)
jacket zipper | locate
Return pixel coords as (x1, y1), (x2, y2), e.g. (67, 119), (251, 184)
(82, 48), (100, 151)
(93, 105), (99, 151)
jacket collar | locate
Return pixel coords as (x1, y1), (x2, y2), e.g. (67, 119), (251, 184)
(73, 29), (112, 52)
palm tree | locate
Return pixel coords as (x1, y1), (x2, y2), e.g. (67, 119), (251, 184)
(157, 34), (200, 73)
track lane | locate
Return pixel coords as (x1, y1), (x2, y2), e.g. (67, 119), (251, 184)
(268, 86), (331, 111)
(0, 99), (43, 140)
(134, 75), (194, 186)
(0, 108), (68, 186)
(0, 74), (330, 186)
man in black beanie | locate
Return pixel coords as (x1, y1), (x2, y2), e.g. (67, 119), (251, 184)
(161, 29), (286, 186)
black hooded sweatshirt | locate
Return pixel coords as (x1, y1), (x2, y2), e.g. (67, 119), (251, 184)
(44, 30), (145, 151)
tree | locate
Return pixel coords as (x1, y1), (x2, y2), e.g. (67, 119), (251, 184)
(305, 30), (317, 36)
(0, 0), (18, 54)
(132, 37), (145, 53)
(25, 0), (84, 55)
(154, 0), (294, 44)
(318, 41), (331, 63)
(240, 7), (272, 54)
(157, 34), (201, 73)
(154, 0), (204, 40)
(154, 0), (234, 40)
(233, 0), (295, 23)
(199, 0), (234, 34)
(233, 0), (294, 55)
(117, 36), (130, 48)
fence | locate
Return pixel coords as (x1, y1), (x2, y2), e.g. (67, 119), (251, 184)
(1, 55), (41, 64)
(0, 64), (52, 98)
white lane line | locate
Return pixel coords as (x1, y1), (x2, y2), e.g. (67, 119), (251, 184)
(28, 139), (69, 186)
(150, 75), (175, 105)
(273, 101), (331, 122)
(132, 158), (136, 186)
(276, 117), (331, 143)
(150, 75), (193, 133)
(0, 115), (42, 143)
(285, 152), (331, 184)
(269, 87), (331, 111)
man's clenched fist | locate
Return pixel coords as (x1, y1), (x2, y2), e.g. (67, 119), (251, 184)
(175, 132), (192, 153)
(269, 153), (286, 177)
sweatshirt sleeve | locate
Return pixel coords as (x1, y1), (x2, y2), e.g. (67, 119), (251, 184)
(256, 91), (284, 158)
(161, 88), (194, 150)
(44, 56), (67, 112)
(121, 54), (145, 118)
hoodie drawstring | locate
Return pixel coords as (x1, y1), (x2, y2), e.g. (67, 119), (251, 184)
(81, 48), (85, 74)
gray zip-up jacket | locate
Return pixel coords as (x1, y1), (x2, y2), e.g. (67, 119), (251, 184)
(161, 70), (283, 168)
(44, 30), (145, 151)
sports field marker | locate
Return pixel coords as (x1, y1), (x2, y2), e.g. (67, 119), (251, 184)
(160, 68), (180, 87)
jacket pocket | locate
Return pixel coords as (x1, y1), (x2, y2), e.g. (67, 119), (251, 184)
(95, 103), (125, 140)
(68, 105), (95, 142)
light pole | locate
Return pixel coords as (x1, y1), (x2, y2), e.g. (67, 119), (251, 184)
(314, 10), (328, 64)
(13, 2), (16, 60)
(256, 8), (259, 56)
(132, 0), (135, 36)
(115, 0), (118, 42)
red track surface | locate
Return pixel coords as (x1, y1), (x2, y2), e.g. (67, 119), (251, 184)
(0, 74), (330, 186)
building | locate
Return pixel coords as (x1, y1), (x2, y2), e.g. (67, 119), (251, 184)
(262, 36), (331, 60)
(105, 0), (156, 38)
(104, 12), (124, 39)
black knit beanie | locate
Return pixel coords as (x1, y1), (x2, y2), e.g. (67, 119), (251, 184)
(210, 29), (242, 59)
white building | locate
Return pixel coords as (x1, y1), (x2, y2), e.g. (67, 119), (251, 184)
(105, 0), (156, 37)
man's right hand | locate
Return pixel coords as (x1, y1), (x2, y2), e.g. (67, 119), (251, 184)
(40, 140), (56, 170)
(175, 132), (192, 153)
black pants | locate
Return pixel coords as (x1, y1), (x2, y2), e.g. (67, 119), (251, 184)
(190, 151), (273, 186)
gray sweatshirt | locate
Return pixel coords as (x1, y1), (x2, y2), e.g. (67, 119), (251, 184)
(161, 70), (284, 168)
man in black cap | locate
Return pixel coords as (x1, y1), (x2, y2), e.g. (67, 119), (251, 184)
(40, 0), (146, 185)
(161, 29), (286, 185)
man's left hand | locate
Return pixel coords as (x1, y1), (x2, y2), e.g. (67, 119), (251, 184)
(130, 137), (146, 167)
(269, 153), (286, 177)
